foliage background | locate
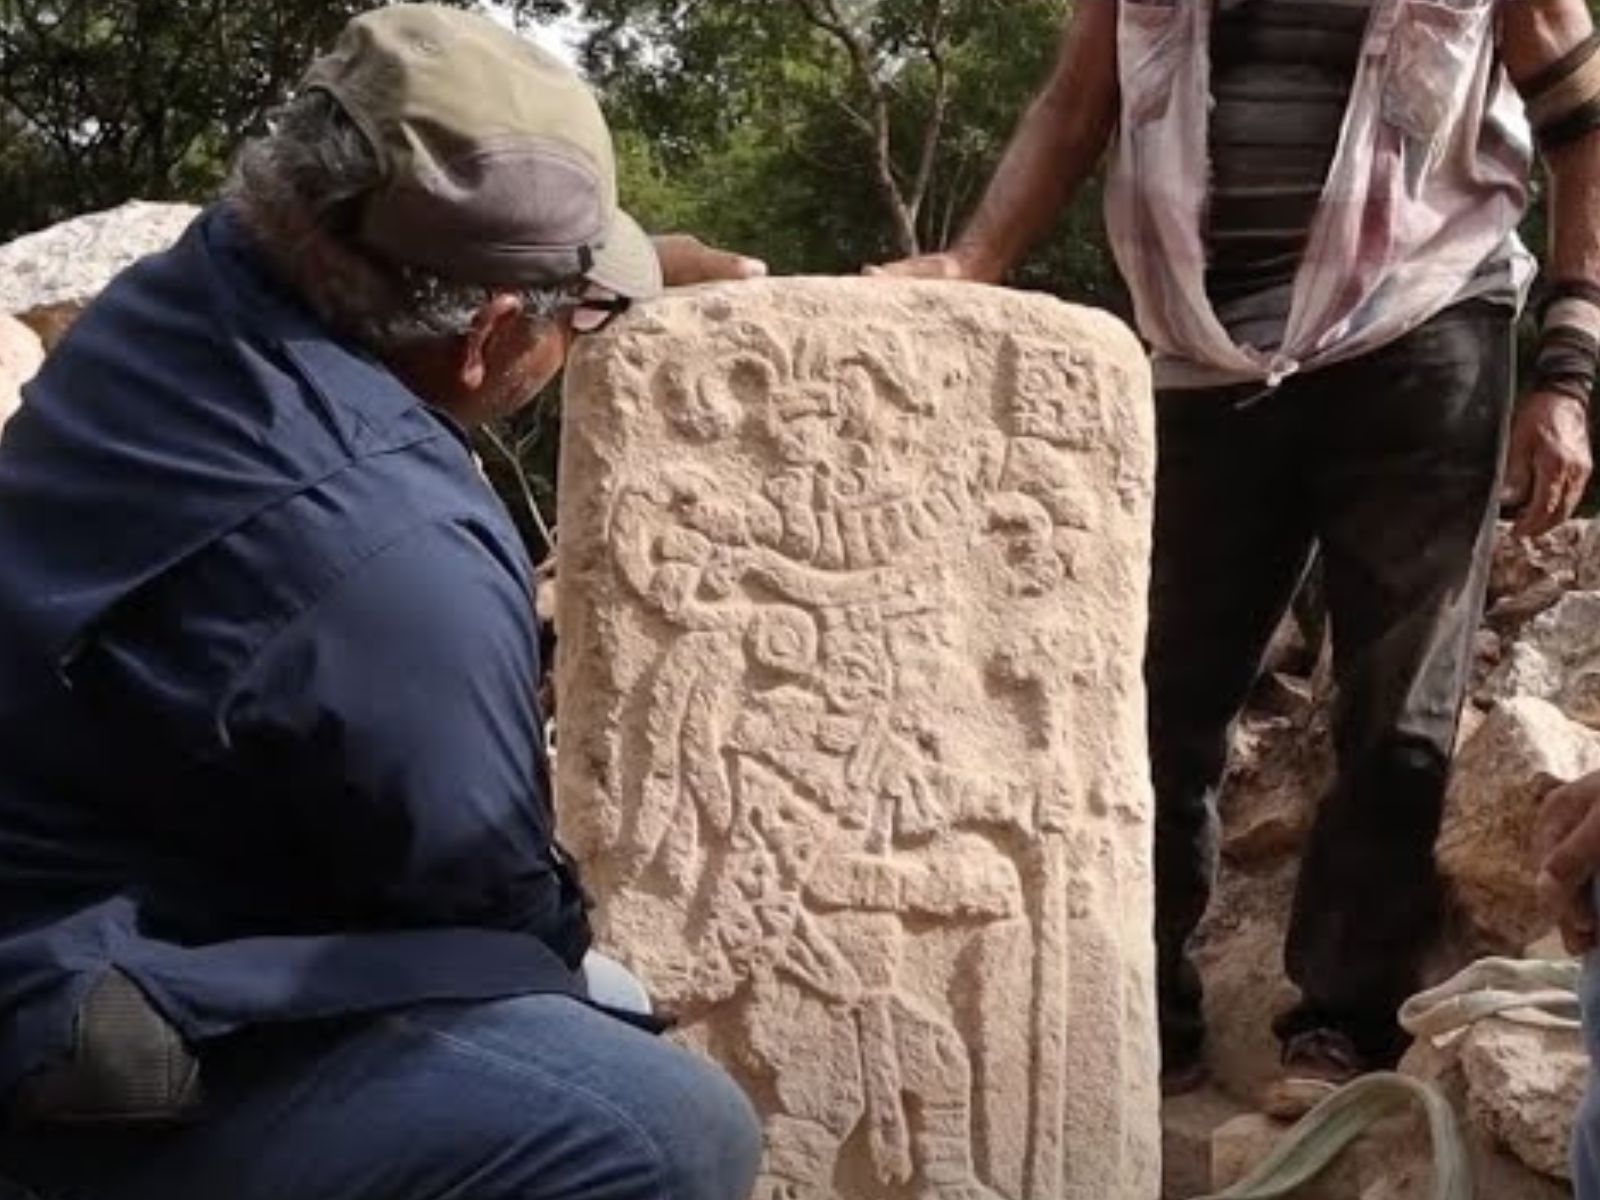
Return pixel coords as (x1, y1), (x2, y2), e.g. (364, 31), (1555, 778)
(0, 0), (1589, 546)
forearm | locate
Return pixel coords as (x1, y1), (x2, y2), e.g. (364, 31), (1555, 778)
(1500, 2), (1600, 535)
(1545, 137), (1600, 286)
(1506, 0), (1600, 402)
(952, 0), (1118, 282)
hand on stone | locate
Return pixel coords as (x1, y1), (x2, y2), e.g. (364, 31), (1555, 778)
(1535, 771), (1600, 953)
(652, 234), (767, 288)
(1503, 391), (1592, 540)
(864, 250), (982, 282)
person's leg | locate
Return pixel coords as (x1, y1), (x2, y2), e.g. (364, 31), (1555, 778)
(0, 993), (761, 1200)
(1278, 300), (1513, 1074)
(1147, 381), (1317, 1087)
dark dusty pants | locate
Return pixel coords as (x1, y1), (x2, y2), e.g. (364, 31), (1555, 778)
(1150, 300), (1514, 1070)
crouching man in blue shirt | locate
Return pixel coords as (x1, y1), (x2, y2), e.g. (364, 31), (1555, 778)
(0, 7), (763, 1199)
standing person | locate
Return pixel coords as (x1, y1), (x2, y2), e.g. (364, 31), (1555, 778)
(878, 0), (1600, 1105)
(0, 7), (765, 1199)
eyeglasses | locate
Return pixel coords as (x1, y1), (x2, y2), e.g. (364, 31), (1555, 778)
(567, 292), (631, 335)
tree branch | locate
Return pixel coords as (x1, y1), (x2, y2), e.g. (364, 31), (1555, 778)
(788, 0), (919, 254)
(907, 6), (951, 225)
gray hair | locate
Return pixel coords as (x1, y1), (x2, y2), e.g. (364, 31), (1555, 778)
(225, 91), (573, 352)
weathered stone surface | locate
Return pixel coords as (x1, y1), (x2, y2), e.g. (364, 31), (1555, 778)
(1209, 1086), (1570, 1200)
(1491, 521), (1588, 609)
(1577, 520), (1600, 591)
(0, 201), (197, 348)
(1211, 1113), (1365, 1197)
(1438, 697), (1600, 951)
(1486, 592), (1600, 727)
(1399, 1034), (1576, 1200)
(0, 313), (43, 433)
(1221, 709), (1330, 868)
(1161, 1087), (1251, 1199)
(1459, 1019), (1586, 1181)
(1193, 859), (1300, 1103)
(555, 278), (1159, 1200)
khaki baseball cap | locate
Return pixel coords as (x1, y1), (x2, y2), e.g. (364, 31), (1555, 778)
(300, 3), (661, 300)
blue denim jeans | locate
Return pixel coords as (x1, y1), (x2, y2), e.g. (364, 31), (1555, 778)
(1579, 937), (1600, 1198)
(0, 993), (761, 1200)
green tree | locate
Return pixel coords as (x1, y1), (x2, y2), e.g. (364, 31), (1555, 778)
(575, 0), (1121, 307)
(0, 0), (565, 241)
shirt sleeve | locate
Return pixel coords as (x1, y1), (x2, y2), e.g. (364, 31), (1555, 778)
(222, 518), (589, 963)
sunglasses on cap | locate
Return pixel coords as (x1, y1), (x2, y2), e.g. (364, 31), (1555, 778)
(567, 290), (631, 335)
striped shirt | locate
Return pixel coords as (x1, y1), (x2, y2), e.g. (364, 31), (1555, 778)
(1204, 0), (1517, 357)
(1106, 0), (1534, 389)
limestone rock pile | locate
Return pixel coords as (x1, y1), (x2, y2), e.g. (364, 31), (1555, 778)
(0, 200), (197, 432)
(1171, 521), (1600, 1198)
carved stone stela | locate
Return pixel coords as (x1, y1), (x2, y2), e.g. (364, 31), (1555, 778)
(556, 279), (1159, 1200)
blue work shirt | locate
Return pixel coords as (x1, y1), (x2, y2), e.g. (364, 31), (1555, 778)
(0, 207), (590, 1102)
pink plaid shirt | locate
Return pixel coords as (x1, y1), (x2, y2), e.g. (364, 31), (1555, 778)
(1106, 0), (1536, 389)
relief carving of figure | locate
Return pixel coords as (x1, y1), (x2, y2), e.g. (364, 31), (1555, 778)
(599, 323), (1104, 1200)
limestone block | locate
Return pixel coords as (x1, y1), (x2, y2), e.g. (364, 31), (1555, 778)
(1161, 1087), (1251, 1199)
(0, 314), (43, 434)
(1459, 1019), (1586, 1181)
(0, 201), (197, 348)
(1578, 520), (1600, 590)
(1490, 521), (1587, 607)
(1193, 860), (1300, 1102)
(1438, 697), (1600, 950)
(1486, 592), (1600, 727)
(1211, 1113), (1365, 1198)
(556, 279), (1158, 1200)
(1398, 1036), (1575, 1200)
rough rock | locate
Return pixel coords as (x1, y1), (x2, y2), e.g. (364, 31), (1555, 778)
(1458, 1019), (1586, 1181)
(1161, 1086), (1251, 1199)
(1397, 1036), (1576, 1200)
(1193, 859), (1301, 1103)
(1491, 521), (1588, 609)
(1221, 708), (1330, 867)
(0, 201), (197, 348)
(1577, 519), (1600, 590)
(0, 313), (43, 433)
(555, 278), (1160, 1200)
(1486, 591), (1600, 727)
(1438, 697), (1600, 950)
(1211, 1112), (1365, 1197)
(1208, 1077), (1570, 1200)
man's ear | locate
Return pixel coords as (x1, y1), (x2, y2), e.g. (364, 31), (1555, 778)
(459, 292), (526, 391)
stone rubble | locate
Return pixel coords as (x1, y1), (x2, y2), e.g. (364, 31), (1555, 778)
(0, 201), (198, 349)
(0, 314), (44, 433)
(1166, 519), (1600, 1198)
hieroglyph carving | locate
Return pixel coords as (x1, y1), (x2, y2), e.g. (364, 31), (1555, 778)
(557, 280), (1159, 1200)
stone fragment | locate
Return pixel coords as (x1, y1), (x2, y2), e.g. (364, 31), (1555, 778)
(1491, 520), (1587, 606)
(1211, 1113), (1364, 1198)
(1161, 1086), (1251, 1200)
(0, 313), (43, 433)
(1399, 1031), (1577, 1200)
(1221, 710), (1329, 867)
(1193, 860), (1301, 1102)
(555, 279), (1159, 1200)
(0, 201), (197, 348)
(1459, 1019), (1586, 1181)
(1438, 697), (1600, 950)
(1486, 592), (1600, 727)
(1577, 519), (1600, 590)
